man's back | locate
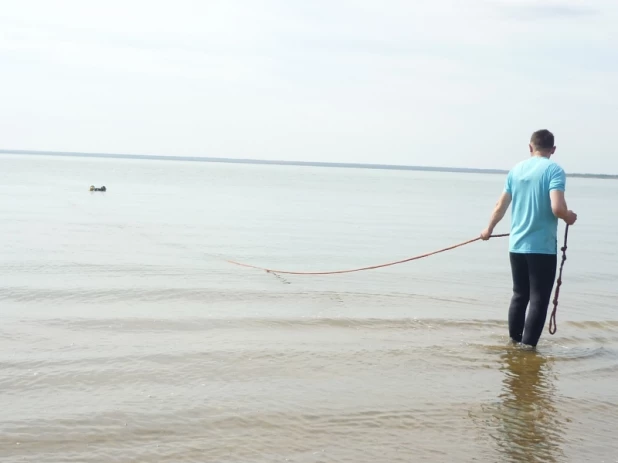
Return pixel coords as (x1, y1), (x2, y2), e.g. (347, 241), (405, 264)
(505, 156), (566, 255)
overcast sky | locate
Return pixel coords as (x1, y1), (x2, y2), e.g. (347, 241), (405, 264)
(1, 0), (617, 173)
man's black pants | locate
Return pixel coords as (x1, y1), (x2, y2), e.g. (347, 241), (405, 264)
(508, 252), (557, 347)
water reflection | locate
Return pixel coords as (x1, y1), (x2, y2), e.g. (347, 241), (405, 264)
(492, 347), (566, 463)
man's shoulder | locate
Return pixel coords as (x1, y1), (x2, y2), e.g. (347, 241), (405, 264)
(508, 158), (527, 175)
(511, 157), (565, 175)
(542, 159), (566, 181)
(547, 159), (565, 173)
(511, 158), (529, 169)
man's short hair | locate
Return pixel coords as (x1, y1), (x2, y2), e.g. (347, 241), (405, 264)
(530, 129), (555, 151)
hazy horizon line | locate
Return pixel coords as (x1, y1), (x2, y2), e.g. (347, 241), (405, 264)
(1, 149), (616, 179)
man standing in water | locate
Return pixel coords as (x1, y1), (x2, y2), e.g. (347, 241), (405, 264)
(480, 129), (577, 347)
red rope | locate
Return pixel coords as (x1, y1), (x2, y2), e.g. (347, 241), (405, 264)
(549, 225), (570, 335)
(227, 233), (510, 275)
(228, 228), (570, 335)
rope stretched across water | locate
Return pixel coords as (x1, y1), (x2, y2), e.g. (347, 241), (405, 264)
(227, 233), (510, 275)
(227, 227), (570, 334)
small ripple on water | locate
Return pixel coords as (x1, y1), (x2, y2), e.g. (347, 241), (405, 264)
(24, 316), (618, 332)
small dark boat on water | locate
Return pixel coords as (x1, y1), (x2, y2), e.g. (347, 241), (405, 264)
(90, 185), (106, 192)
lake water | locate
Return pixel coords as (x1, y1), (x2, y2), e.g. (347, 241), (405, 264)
(1, 153), (617, 462)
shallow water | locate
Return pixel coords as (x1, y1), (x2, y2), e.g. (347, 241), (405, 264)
(1, 154), (617, 462)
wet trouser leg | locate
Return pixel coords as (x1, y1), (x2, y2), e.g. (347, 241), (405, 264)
(508, 252), (557, 347)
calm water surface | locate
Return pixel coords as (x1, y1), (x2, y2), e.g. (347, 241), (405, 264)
(1, 154), (617, 462)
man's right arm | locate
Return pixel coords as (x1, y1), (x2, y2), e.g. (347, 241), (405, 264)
(549, 166), (577, 225)
(550, 190), (575, 223)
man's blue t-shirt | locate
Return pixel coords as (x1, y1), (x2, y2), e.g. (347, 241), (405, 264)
(504, 156), (566, 255)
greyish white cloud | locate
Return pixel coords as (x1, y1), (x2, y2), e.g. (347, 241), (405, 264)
(1, 0), (617, 173)
(494, 1), (599, 20)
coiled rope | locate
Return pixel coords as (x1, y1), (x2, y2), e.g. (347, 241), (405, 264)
(227, 227), (570, 334)
(549, 224), (570, 335)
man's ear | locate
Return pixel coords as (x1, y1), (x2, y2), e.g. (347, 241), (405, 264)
(528, 143), (533, 153)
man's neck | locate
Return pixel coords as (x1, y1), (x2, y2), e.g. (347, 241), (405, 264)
(531, 151), (551, 158)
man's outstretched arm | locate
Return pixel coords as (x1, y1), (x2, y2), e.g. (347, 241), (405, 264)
(481, 191), (511, 240)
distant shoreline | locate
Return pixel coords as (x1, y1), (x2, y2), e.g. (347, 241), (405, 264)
(1, 149), (616, 179)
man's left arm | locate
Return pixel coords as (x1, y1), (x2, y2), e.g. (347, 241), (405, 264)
(481, 191), (512, 240)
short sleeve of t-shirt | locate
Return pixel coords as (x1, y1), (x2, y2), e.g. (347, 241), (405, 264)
(548, 164), (566, 191)
(504, 170), (513, 194)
